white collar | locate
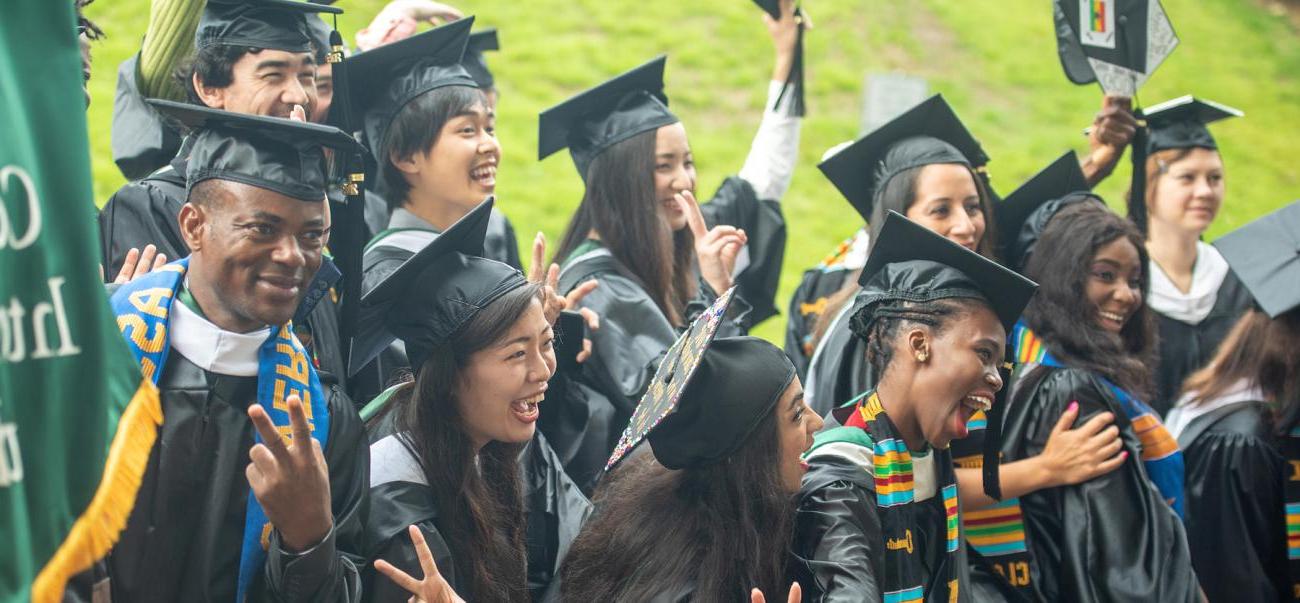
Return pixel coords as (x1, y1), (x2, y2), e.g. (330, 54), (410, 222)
(169, 301), (272, 377)
(1165, 379), (1265, 438)
(1148, 241), (1229, 324)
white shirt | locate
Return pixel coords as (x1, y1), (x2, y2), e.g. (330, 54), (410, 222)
(1165, 379), (1265, 438)
(169, 300), (271, 377)
(1148, 242), (1230, 325)
(737, 81), (803, 204)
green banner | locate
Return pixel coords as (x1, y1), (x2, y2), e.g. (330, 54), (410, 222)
(0, 3), (160, 602)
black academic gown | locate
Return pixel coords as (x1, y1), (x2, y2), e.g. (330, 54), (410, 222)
(1000, 365), (1200, 602)
(106, 353), (368, 602)
(110, 53), (183, 181)
(1178, 401), (1288, 603)
(365, 431), (592, 602)
(1151, 270), (1252, 414)
(804, 299), (875, 417)
(699, 176), (787, 329)
(97, 146), (351, 388)
(782, 231), (864, 381)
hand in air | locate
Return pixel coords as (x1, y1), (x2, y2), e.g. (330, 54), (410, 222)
(111, 244), (168, 284)
(374, 525), (465, 603)
(246, 395), (333, 553)
(1083, 95), (1137, 185)
(528, 232), (599, 363)
(679, 190), (747, 296)
(1038, 401), (1127, 487)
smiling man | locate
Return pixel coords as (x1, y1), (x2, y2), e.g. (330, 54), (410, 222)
(103, 100), (369, 602)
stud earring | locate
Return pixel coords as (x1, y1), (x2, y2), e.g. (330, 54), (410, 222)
(916, 351), (928, 362)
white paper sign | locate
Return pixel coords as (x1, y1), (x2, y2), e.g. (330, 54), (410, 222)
(861, 73), (928, 135)
(1079, 0), (1116, 49)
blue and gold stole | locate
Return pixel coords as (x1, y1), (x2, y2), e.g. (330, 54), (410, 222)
(110, 257), (330, 602)
(1012, 321), (1185, 518)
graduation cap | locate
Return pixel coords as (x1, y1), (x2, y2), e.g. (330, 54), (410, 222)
(855, 211), (1038, 333)
(1053, 0), (1178, 96)
(1214, 201), (1300, 319)
(330, 17), (478, 155)
(995, 151), (1097, 270)
(606, 289), (795, 471)
(538, 56), (679, 181)
(818, 94), (988, 224)
(147, 98), (364, 203)
(462, 28), (499, 91)
(196, 0), (342, 53)
(751, 0), (807, 117)
(1127, 95), (1242, 234)
(349, 197), (527, 375)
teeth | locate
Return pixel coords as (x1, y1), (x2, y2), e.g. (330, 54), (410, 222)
(1099, 311), (1124, 322)
(964, 395), (993, 412)
(471, 166), (496, 180)
(512, 393), (544, 413)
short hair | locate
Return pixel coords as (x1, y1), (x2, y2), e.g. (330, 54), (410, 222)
(377, 85), (487, 210)
(177, 45), (260, 105)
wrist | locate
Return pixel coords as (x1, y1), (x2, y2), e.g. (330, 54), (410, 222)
(1027, 455), (1057, 490)
(278, 519), (332, 554)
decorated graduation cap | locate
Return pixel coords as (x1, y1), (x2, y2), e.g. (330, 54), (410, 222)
(995, 151), (1098, 270)
(538, 56), (679, 181)
(606, 289), (796, 471)
(1127, 95), (1242, 234)
(462, 28), (500, 90)
(331, 17), (478, 157)
(819, 94), (988, 224)
(196, 0), (342, 53)
(1214, 201), (1300, 319)
(751, 0), (807, 117)
(854, 211), (1038, 334)
(147, 98), (364, 202)
(350, 197), (527, 375)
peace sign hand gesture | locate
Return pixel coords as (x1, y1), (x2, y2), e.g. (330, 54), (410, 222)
(245, 394), (333, 553)
(678, 190), (747, 295)
(374, 525), (465, 603)
(751, 581), (801, 603)
(529, 232), (600, 362)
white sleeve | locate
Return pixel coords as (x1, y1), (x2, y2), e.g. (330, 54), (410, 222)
(736, 80), (803, 203)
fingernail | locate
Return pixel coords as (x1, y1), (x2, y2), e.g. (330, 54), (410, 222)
(1068, 401), (1078, 412)
(1121, 451), (1129, 458)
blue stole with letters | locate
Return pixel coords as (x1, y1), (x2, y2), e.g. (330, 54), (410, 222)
(110, 257), (330, 602)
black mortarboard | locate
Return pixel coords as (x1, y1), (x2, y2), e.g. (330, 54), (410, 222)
(1214, 201), (1300, 319)
(819, 94), (988, 224)
(1127, 95), (1242, 234)
(351, 197), (527, 375)
(606, 289), (793, 470)
(538, 56), (679, 181)
(995, 151), (1096, 270)
(196, 0), (341, 53)
(462, 28), (499, 90)
(751, 0), (807, 117)
(148, 98), (364, 203)
(1143, 95), (1242, 155)
(855, 211), (1038, 333)
(331, 17), (478, 156)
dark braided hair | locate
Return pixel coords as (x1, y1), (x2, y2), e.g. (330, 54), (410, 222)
(851, 297), (978, 376)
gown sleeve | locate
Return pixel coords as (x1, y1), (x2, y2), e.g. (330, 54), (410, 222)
(522, 431), (594, 599)
(1183, 424), (1288, 602)
(1004, 367), (1200, 603)
(572, 271), (680, 413)
(365, 514), (457, 603)
(790, 456), (885, 602)
(700, 176), (786, 328)
(97, 179), (187, 279)
(261, 385), (369, 602)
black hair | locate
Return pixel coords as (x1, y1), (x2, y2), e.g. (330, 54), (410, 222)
(554, 129), (696, 326)
(560, 405), (793, 601)
(377, 85), (488, 211)
(177, 44), (260, 105)
(852, 297), (979, 377)
(376, 282), (543, 602)
(1022, 202), (1157, 398)
(76, 0), (104, 40)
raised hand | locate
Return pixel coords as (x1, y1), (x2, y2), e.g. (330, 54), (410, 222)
(678, 190), (746, 295)
(374, 525), (465, 603)
(112, 244), (168, 284)
(246, 394), (333, 553)
(1082, 95), (1137, 186)
(750, 581), (801, 603)
(764, 0), (809, 82)
(1038, 401), (1127, 487)
(528, 232), (600, 361)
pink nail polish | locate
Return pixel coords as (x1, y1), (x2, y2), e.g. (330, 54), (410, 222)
(1068, 401), (1078, 412)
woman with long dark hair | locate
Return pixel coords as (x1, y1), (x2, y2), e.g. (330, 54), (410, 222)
(790, 213), (1037, 601)
(1164, 201), (1300, 602)
(560, 291), (820, 601)
(1127, 96), (1252, 412)
(357, 202), (589, 602)
(535, 1), (804, 492)
(997, 200), (1199, 601)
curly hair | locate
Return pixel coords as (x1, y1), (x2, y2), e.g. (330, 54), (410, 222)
(1021, 202), (1157, 398)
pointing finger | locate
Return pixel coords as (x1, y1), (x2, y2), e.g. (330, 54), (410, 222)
(528, 232), (546, 282)
(678, 191), (709, 240)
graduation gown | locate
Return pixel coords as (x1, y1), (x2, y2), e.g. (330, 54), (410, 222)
(1177, 400), (1287, 602)
(699, 176), (787, 329)
(783, 229), (867, 381)
(1150, 268), (1252, 414)
(790, 394), (966, 603)
(110, 52), (183, 181)
(803, 297), (875, 417)
(1000, 364), (1200, 602)
(365, 431), (592, 602)
(106, 354), (369, 602)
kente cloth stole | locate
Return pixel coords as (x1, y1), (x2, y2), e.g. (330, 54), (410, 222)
(951, 410), (1035, 596)
(110, 257), (330, 602)
(1012, 322), (1185, 518)
(842, 391), (961, 603)
(1282, 427), (1300, 600)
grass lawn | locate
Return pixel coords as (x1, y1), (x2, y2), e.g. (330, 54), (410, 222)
(83, 0), (1300, 343)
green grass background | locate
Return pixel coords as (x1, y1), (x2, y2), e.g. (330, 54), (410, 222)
(84, 0), (1300, 343)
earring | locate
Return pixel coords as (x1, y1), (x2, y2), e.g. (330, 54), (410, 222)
(916, 351), (928, 362)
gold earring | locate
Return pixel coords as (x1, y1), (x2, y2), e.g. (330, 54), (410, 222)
(916, 351), (928, 362)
